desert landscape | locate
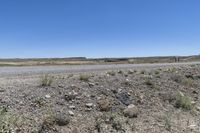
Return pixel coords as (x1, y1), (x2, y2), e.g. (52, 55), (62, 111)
(0, 62), (200, 133)
(1, 0), (200, 133)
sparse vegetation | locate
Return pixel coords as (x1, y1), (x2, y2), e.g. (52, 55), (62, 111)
(107, 71), (116, 76)
(154, 70), (160, 75)
(40, 74), (53, 86)
(79, 73), (91, 81)
(0, 64), (200, 132)
(175, 92), (192, 110)
(140, 70), (146, 74)
(164, 113), (172, 131)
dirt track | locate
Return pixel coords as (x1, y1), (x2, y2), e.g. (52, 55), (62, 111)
(0, 62), (200, 76)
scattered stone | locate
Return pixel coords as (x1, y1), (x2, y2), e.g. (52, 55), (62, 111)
(188, 124), (197, 130)
(86, 103), (93, 108)
(196, 106), (200, 111)
(88, 82), (95, 87)
(98, 99), (110, 111)
(123, 104), (139, 118)
(0, 89), (5, 92)
(45, 94), (51, 99)
(69, 105), (76, 109)
(116, 92), (132, 106)
(191, 101), (196, 105)
(68, 110), (74, 116)
(64, 92), (77, 101)
(55, 113), (70, 126)
(71, 127), (80, 133)
(85, 108), (92, 112)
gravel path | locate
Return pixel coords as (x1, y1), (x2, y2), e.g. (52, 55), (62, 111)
(0, 62), (199, 76)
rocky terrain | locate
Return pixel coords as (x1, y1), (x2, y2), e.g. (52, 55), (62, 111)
(0, 63), (200, 133)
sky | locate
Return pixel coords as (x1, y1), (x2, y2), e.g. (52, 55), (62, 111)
(0, 0), (200, 58)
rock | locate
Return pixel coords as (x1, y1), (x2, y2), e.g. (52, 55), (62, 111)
(85, 108), (92, 112)
(55, 113), (70, 126)
(116, 92), (132, 106)
(196, 106), (200, 111)
(88, 82), (95, 87)
(71, 127), (80, 133)
(98, 99), (110, 111)
(86, 103), (93, 108)
(0, 89), (5, 93)
(188, 124), (197, 130)
(69, 105), (76, 109)
(68, 110), (74, 116)
(123, 104), (139, 118)
(191, 101), (196, 105)
(45, 94), (51, 99)
(64, 92), (77, 101)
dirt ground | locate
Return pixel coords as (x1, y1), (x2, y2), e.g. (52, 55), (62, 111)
(0, 63), (200, 133)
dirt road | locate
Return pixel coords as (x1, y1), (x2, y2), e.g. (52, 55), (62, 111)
(0, 62), (199, 76)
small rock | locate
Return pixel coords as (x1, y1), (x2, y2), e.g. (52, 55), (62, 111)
(85, 108), (92, 111)
(123, 104), (139, 118)
(45, 94), (51, 99)
(55, 113), (70, 126)
(64, 92), (77, 101)
(71, 127), (80, 133)
(69, 105), (76, 109)
(68, 111), (74, 116)
(86, 103), (93, 108)
(98, 99), (110, 111)
(88, 82), (95, 87)
(196, 106), (200, 111)
(0, 89), (5, 92)
(188, 124), (197, 130)
(116, 92), (132, 106)
(191, 101), (196, 105)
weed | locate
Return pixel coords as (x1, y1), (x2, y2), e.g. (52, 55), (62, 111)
(40, 75), (53, 86)
(79, 73), (91, 81)
(140, 70), (146, 74)
(107, 71), (116, 76)
(182, 78), (197, 87)
(164, 113), (172, 131)
(175, 92), (192, 110)
(154, 70), (160, 75)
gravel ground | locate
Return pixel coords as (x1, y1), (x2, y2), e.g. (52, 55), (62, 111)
(0, 62), (199, 76)
(0, 62), (200, 133)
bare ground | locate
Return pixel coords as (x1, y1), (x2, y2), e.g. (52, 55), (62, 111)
(0, 63), (200, 133)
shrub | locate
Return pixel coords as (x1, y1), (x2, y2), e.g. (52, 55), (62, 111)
(140, 70), (146, 74)
(182, 78), (197, 87)
(79, 73), (91, 81)
(154, 70), (160, 75)
(175, 92), (192, 110)
(107, 71), (116, 76)
(40, 75), (53, 86)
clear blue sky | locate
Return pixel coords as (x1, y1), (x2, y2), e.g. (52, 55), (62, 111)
(0, 0), (200, 58)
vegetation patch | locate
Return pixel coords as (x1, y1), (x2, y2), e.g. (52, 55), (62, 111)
(175, 92), (193, 110)
(79, 73), (91, 81)
(40, 75), (53, 86)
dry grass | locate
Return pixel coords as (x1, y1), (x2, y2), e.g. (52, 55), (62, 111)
(40, 75), (53, 86)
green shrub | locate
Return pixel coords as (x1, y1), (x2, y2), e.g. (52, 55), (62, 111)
(40, 75), (53, 86)
(79, 74), (91, 81)
(175, 92), (192, 110)
(107, 71), (116, 76)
